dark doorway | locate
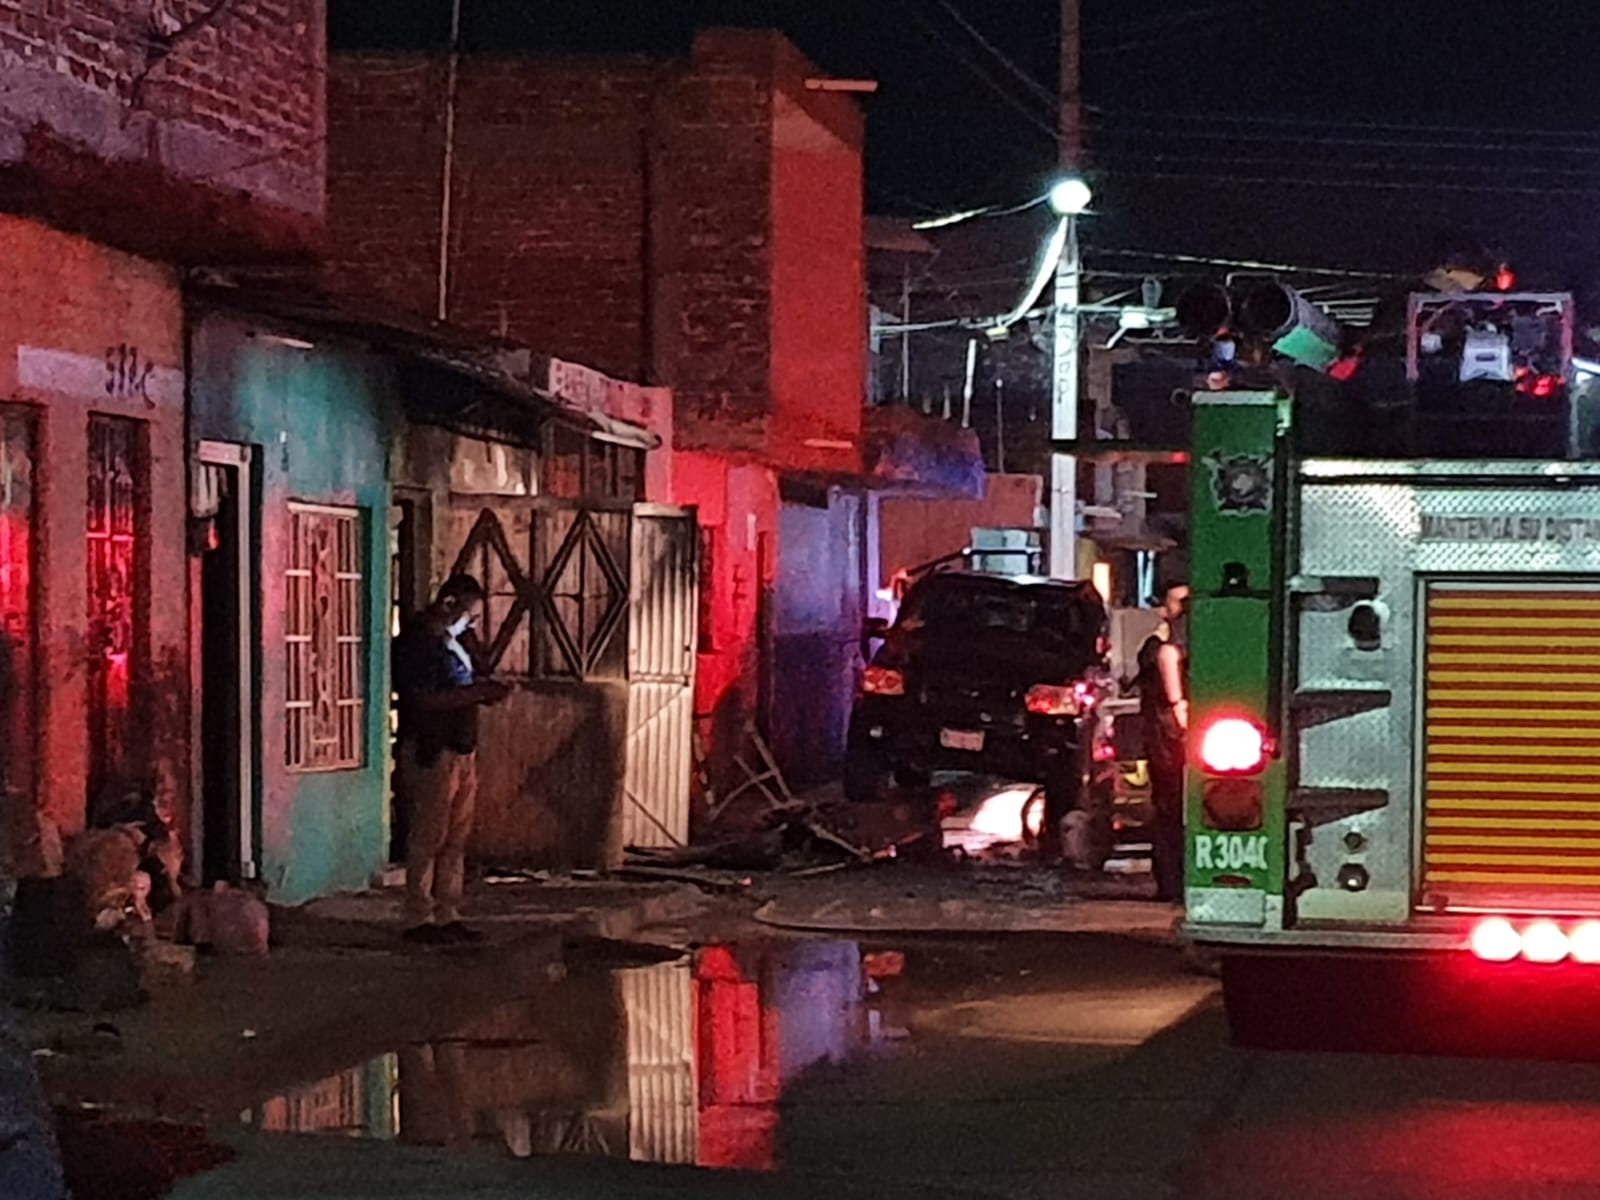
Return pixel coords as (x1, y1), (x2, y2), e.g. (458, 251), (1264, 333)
(200, 483), (241, 882)
(389, 494), (429, 864)
(196, 445), (255, 884)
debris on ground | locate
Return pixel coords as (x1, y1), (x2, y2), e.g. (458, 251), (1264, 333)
(613, 862), (755, 892)
(7, 799), (210, 1014)
(178, 883), (270, 958)
(629, 723), (937, 887)
(133, 939), (196, 991)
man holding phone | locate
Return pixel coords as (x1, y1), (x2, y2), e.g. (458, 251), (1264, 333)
(393, 574), (510, 944)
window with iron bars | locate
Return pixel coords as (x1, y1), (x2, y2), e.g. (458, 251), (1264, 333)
(286, 504), (365, 771)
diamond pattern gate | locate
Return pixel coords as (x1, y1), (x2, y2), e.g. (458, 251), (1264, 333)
(445, 499), (698, 850)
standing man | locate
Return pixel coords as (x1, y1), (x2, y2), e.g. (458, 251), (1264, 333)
(393, 574), (508, 944)
(1138, 581), (1190, 903)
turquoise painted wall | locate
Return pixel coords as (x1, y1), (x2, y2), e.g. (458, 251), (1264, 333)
(190, 310), (396, 904)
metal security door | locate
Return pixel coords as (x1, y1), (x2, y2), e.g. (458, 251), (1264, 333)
(623, 506), (699, 849)
(87, 415), (144, 811)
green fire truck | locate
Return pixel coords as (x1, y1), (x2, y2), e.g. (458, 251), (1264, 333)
(1180, 286), (1600, 1052)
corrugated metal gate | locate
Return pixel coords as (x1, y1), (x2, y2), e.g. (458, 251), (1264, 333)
(446, 498), (697, 852)
(1422, 582), (1600, 911)
(624, 506), (699, 849)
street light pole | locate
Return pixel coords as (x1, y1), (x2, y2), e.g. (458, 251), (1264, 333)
(1049, 0), (1083, 581)
(1049, 212), (1081, 579)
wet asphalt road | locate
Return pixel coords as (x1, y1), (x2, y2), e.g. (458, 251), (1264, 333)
(785, 935), (1600, 1200)
(129, 930), (1600, 1199)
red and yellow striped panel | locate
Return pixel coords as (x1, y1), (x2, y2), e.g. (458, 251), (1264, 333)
(1423, 586), (1600, 910)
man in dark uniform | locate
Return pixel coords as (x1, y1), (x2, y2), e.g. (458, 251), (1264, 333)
(1138, 582), (1190, 903)
(393, 575), (508, 945)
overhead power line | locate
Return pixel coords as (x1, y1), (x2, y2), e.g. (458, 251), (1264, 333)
(930, 0), (1057, 107)
(1091, 149), (1600, 181)
(1105, 168), (1600, 197)
(1089, 247), (1402, 280)
(894, 0), (1060, 144)
(1083, 0), (1343, 57)
(1089, 120), (1600, 160)
(1089, 104), (1600, 145)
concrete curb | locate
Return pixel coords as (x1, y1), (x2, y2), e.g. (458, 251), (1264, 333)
(752, 897), (1183, 941)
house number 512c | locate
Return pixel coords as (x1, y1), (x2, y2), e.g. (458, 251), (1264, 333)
(105, 344), (155, 407)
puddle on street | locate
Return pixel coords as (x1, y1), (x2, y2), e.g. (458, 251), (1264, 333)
(243, 939), (914, 1171)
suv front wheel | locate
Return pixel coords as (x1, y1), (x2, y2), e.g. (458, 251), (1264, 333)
(843, 743), (890, 803)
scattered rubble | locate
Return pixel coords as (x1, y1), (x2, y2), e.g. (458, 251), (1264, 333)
(179, 884), (270, 958)
(629, 723), (939, 886)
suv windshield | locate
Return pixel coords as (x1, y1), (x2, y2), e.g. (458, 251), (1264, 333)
(899, 578), (1097, 649)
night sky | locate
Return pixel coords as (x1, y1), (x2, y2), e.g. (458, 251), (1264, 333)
(332, 1), (1600, 284)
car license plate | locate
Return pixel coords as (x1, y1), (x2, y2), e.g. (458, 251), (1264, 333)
(940, 728), (985, 752)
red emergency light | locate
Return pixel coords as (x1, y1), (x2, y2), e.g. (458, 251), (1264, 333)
(1469, 917), (1600, 964)
(1197, 716), (1270, 776)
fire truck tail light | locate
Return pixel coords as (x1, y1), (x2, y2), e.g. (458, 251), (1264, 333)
(1469, 917), (1521, 962)
(1468, 918), (1600, 964)
(1520, 921), (1570, 964)
(862, 665), (905, 696)
(1198, 717), (1269, 775)
(1571, 922), (1600, 964)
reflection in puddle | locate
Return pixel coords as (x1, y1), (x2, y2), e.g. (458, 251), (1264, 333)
(245, 940), (907, 1170)
(253, 1054), (398, 1139)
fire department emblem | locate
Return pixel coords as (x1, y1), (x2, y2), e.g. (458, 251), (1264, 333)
(1206, 452), (1273, 514)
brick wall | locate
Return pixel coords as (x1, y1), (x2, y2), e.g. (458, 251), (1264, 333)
(769, 85), (865, 473)
(648, 35), (774, 453)
(0, 0), (325, 260)
(322, 54), (450, 332)
(325, 54), (655, 381)
(326, 29), (866, 467)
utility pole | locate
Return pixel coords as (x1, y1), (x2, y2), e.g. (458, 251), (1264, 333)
(1048, 0), (1083, 580)
(436, 0), (463, 322)
(1059, 0), (1082, 164)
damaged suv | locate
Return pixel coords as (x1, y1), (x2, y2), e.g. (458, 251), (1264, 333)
(844, 572), (1111, 822)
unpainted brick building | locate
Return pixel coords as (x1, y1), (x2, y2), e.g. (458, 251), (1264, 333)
(326, 29), (864, 472)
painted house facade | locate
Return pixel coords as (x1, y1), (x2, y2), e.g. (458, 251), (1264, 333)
(187, 286), (691, 894)
(186, 299), (397, 902)
(0, 0), (325, 889)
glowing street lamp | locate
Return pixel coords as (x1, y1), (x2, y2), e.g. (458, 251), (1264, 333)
(1048, 176), (1093, 217)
